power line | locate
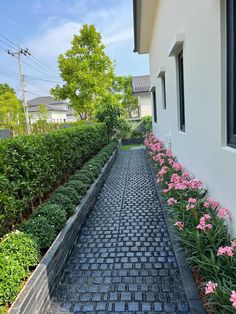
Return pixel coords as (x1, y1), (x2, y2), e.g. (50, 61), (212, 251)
(0, 34), (18, 49)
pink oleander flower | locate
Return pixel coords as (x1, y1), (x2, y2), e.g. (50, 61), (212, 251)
(158, 166), (168, 177)
(172, 162), (182, 171)
(205, 281), (218, 295)
(217, 207), (231, 220)
(182, 171), (191, 179)
(217, 246), (234, 257)
(203, 198), (219, 210)
(231, 240), (236, 248)
(188, 198), (197, 204)
(167, 198), (177, 206)
(186, 204), (195, 210)
(230, 291), (236, 309)
(188, 179), (202, 189)
(174, 221), (184, 230)
(197, 214), (212, 231)
(166, 149), (173, 157)
(156, 178), (163, 183)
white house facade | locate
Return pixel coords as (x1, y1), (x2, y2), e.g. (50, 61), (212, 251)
(132, 75), (152, 117)
(27, 96), (77, 124)
(133, 0), (236, 233)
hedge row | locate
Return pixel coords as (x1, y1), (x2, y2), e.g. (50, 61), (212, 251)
(0, 123), (107, 236)
(0, 139), (118, 312)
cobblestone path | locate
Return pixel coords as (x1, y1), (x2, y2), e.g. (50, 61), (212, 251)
(48, 149), (190, 314)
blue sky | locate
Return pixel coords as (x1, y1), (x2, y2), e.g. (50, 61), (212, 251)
(0, 0), (149, 99)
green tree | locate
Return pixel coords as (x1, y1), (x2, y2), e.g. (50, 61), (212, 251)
(112, 76), (138, 118)
(95, 94), (122, 142)
(51, 24), (115, 120)
(0, 83), (24, 135)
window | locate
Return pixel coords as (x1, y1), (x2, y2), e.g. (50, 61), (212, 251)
(161, 74), (167, 109)
(177, 49), (185, 132)
(151, 87), (157, 123)
(226, 0), (236, 147)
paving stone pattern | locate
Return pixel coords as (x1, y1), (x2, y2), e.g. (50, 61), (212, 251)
(48, 149), (190, 314)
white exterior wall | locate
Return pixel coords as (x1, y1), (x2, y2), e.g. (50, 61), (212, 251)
(138, 93), (152, 117)
(148, 0), (236, 234)
(30, 111), (67, 124)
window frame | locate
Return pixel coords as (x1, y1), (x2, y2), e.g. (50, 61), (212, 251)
(151, 87), (157, 123)
(226, 0), (236, 147)
(161, 74), (167, 110)
(177, 49), (186, 132)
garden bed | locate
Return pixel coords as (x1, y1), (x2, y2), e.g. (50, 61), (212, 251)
(145, 133), (236, 313)
(0, 139), (119, 314)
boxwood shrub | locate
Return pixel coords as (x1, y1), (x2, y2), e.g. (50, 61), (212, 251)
(64, 180), (88, 196)
(47, 194), (75, 218)
(33, 204), (67, 233)
(20, 216), (56, 250)
(0, 231), (39, 308)
(53, 186), (80, 206)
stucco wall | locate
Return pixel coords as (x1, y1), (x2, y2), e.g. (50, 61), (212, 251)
(148, 0), (236, 234)
(138, 93), (152, 117)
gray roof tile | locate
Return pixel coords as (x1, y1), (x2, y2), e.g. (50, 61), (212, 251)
(132, 75), (150, 94)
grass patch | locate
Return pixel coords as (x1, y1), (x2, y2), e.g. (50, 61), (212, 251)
(120, 144), (144, 151)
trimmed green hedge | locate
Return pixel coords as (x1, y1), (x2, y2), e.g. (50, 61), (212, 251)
(0, 139), (118, 310)
(0, 123), (107, 236)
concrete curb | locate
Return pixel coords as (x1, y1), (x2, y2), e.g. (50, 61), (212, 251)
(9, 146), (119, 314)
(146, 152), (206, 314)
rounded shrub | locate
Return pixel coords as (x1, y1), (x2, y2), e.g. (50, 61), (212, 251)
(34, 204), (67, 233)
(0, 253), (26, 306)
(0, 231), (39, 272)
(20, 216), (56, 250)
(70, 173), (92, 185)
(53, 186), (79, 205)
(64, 180), (88, 197)
(48, 194), (75, 218)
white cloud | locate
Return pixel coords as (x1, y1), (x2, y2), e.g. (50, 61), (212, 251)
(28, 21), (82, 60)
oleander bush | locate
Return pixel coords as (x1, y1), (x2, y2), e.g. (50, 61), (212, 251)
(145, 133), (236, 312)
(0, 138), (118, 311)
(0, 123), (107, 236)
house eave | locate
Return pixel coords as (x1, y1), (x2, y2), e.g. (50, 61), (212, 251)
(133, 0), (157, 54)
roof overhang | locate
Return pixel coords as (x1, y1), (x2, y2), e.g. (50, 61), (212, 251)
(133, 0), (157, 54)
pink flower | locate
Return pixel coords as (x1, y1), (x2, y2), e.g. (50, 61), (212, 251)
(174, 221), (184, 230)
(197, 214), (212, 231)
(172, 162), (182, 171)
(167, 198), (177, 206)
(188, 198), (197, 204)
(204, 198), (219, 209)
(217, 207), (231, 220)
(231, 240), (236, 248)
(217, 246), (234, 257)
(205, 281), (218, 295)
(158, 166), (168, 177)
(230, 291), (236, 309)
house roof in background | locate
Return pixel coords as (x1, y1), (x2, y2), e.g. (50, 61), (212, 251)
(28, 96), (69, 112)
(132, 75), (150, 94)
(28, 96), (67, 106)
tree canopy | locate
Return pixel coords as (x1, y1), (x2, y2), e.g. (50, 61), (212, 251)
(51, 24), (115, 120)
(0, 83), (24, 134)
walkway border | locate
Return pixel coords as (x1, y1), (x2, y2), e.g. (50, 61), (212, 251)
(9, 145), (119, 314)
(146, 152), (206, 314)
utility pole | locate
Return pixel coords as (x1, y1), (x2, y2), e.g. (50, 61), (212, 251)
(7, 46), (31, 133)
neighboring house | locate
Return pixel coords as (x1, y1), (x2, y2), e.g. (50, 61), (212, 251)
(132, 75), (152, 118)
(27, 96), (77, 124)
(133, 0), (236, 233)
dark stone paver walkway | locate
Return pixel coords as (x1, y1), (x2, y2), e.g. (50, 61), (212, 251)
(48, 149), (190, 314)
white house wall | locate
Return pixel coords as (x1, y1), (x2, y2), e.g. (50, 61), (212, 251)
(138, 93), (152, 117)
(149, 0), (236, 233)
